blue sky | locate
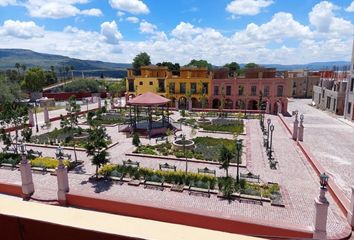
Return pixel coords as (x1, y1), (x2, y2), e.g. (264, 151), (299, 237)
(0, 0), (353, 65)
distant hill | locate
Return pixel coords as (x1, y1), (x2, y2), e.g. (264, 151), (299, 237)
(0, 49), (351, 75)
(0, 49), (131, 78)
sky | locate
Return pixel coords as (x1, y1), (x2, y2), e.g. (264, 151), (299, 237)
(0, 0), (353, 65)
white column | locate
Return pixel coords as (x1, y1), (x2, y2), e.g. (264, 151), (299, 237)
(188, 100), (192, 110)
(313, 188), (329, 239)
(19, 152), (34, 198)
(298, 115), (304, 141)
(43, 106), (50, 124)
(348, 186), (354, 228)
(56, 159), (69, 205)
(266, 101), (270, 114)
(28, 109), (34, 127)
(292, 113), (299, 141)
(277, 102), (282, 114)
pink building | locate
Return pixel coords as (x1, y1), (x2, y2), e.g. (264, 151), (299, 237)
(211, 68), (288, 114)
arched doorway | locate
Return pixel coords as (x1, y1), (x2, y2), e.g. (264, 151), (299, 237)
(191, 97), (199, 108)
(248, 100), (258, 110)
(235, 100), (245, 109)
(212, 99), (221, 109)
(178, 97), (187, 109)
(225, 99), (234, 109)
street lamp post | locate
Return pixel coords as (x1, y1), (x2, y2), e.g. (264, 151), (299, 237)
(268, 124), (275, 160)
(34, 101), (39, 133)
(182, 134), (188, 176)
(236, 139), (242, 184)
(266, 118), (271, 150)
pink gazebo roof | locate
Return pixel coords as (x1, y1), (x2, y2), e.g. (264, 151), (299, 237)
(127, 92), (170, 106)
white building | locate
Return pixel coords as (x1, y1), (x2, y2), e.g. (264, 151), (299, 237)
(344, 41), (354, 122)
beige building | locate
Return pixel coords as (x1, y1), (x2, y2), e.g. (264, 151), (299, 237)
(285, 70), (320, 98)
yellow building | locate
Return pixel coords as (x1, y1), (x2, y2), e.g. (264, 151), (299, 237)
(126, 65), (212, 109)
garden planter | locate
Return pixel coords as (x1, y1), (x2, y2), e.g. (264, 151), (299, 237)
(172, 139), (195, 151)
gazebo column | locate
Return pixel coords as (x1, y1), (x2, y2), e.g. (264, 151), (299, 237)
(148, 106), (152, 138)
(162, 105), (165, 127)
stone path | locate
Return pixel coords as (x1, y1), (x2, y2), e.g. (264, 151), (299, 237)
(285, 99), (354, 199)
(0, 115), (351, 237)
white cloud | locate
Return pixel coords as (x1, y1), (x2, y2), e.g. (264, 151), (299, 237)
(171, 22), (203, 40)
(226, 0), (274, 16)
(0, 19), (44, 39)
(117, 11), (125, 17)
(346, 1), (354, 12)
(0, 0), (16, 6)
(139, 20), (157, 33)
(126, 16), (139, 23)
(109, 0), (149, 15)
(234, 12), (312, 43)
(100, 20), (123, 44)
(80, 8), (102, 17)
(309, 1), (354, 37)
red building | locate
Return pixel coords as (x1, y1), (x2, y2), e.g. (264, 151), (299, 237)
(211, 68), (288, 114)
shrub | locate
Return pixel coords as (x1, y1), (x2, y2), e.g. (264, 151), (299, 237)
(218, 177), (236, 198)
(132, 133), (141, 147)
(0, 153), (21, 165)
(30, 157), (71, 169)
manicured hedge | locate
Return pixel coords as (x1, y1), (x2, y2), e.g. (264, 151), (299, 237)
(30, 157), (72, 169)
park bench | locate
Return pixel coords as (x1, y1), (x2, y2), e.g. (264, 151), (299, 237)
(40, 124), (50, 130)
(31, 166), (47, 174)
(155, 136), (167, 143)
(269, 159), (278, 169)
(198, 167), (216, 177)
(0, 162), (17, 170)
(56, 153), (71, 161)
(189, 180), (211, 197)
(159, 163), (176, 172)
(123, 159), (140, 168)
(27, 149), (42, 157)
(240, 172), (260, 183)
(108, 170), (124, 184)
(144, 174), (164, 191)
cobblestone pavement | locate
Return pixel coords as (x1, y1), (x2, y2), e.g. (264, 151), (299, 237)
(284, 98), (354, 199)
(0, 113), (351, 237)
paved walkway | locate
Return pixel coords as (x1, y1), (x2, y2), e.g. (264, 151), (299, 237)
(285, 98), (354, 199)
(0, 115), (351, 238)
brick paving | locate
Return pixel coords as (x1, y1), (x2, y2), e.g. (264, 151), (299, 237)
(284, 99), (354, 199)
(0, 109), (352, 237)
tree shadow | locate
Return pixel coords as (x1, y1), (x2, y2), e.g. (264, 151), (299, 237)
(90, 179), (113, 193)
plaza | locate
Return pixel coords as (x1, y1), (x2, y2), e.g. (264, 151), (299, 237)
(0, 96), (353, 239)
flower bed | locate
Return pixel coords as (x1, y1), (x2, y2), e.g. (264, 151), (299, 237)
(30, 157), (73, 169)
(99, 164), (217, 188)
(30, 127), (111, 148)
(133, 137), (242, 163)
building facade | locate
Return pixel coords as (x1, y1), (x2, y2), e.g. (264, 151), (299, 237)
(313, 71), (348, 115)
(285, 70), (320, 98)
(211, 68), (288, 114)
(344, 41), (354, 121)
(126, 66), (288, 114)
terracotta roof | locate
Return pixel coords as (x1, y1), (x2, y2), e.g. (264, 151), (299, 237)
(127, 92), (170, 106)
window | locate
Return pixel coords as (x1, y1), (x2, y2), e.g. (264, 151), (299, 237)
(333, 99), (336, 111)
(139, 81), (143, 86)
(128, 80), (135, 92)
(326, 97), (331, 109)
(264, 86), (270, 97)
(348, 103), (352, 114)
(180, 83), (186, 94)
(214, 86), (219, 96)
(158, 79), (165, 92)
(238, 85), (244, 96)
(149, 81), (153, 86)
(191, 83), (197, 94)
(226, 86), (232, 96)
(351, 78), (354, 92)
(277, 85), (284, 97)
(251, 86), (257, 96)
(202, 83), (208, 94)
(169, 83), (175, 94)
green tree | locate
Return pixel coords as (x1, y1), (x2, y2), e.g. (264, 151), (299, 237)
(0, 102), (28, 152)
(132, 52), (151, 72)
(224, 62), (240, 71)
(218, 145), (234, 178)
(85, 125), (110, 179)
(156, 62), (180, 72)
(23, 67), (46, 93)
(132, 133), (141, 147)
(186, 59), (212, 70)
(244, 63), (259, 69)
(15, 63), (21, 77)
(65, 96), (81, 130)
(0, 75), (21, 104)
(21, 126), (32, 142)
(219, 177), (236, 199)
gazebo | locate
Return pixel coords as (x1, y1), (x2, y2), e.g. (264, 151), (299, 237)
(124, 92), (176, 137)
